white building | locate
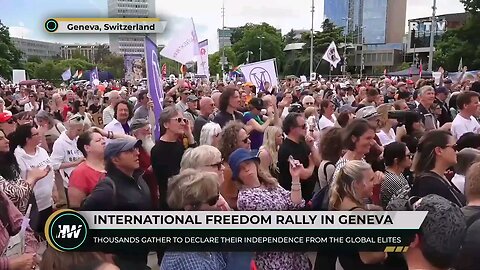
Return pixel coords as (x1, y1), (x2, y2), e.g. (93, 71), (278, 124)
(107, 0), (157, 55)
(11, 37), (62, 61)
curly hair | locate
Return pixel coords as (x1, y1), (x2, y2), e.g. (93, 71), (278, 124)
(218, 121), (245, 160)
(320, 127), (343, 163)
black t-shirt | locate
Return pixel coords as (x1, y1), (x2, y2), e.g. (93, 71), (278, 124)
(410, 171), (466, 207)
(212, 110), (243, 128)
(278, 138), (316, 201)
(150, 140), (186, 210)
(89, 104), (102, 114)
(193, 115), (210, 143)
(456, 206), (480, 270)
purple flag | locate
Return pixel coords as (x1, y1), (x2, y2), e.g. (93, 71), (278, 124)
(90, 66), (99, 86)
(144, 36), (164, 140)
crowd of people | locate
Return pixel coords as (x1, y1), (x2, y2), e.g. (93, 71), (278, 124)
(0, 70), (480, 270)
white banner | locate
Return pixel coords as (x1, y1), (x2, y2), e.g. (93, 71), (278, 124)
(80, 211), (427, 230)
(160, 18), (200, 65)
(239, 59), (278, 90)
(197, 39), (210, 78)
(12, 69), (26, 84)
(322, 41), (341, 68)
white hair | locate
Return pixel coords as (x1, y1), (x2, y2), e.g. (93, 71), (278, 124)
(199, 122), (221, 146)
(302, 95), (315, 106)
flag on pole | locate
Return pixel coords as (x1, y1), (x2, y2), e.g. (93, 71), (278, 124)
(161, 64), (167, 80)
(90, 67), (99, 86)
(61, 68), (71, 81)
(160, 18), (200, 65)
(144, 36), (164, 140)
(73, 70), (79, 79)
(458, 57), (463, 72)
(197, 39), (210, 78)
(419, 61), (423, 77)
(322, 41), (341, 68)
(239, 59), (278, 91)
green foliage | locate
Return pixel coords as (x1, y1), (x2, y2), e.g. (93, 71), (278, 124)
(27, 56), (42, 64)
(396, 62), (412, 71)
(71, 49), (88, 61)
(0, 21), (23, 79)
(460, 0), (480, 14)
(98, 54), (124, 79)
(94, 44), (111, 64)
(209, 47), (238, 76)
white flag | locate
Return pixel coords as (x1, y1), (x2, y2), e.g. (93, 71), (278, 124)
(197, 39), (210, 78)
(322, 41), (341, 68)
(458, 57), (463, 72)
(160, 18), (200, 65)
(61, 68), (71, 81)
(239, 59), (278, 90)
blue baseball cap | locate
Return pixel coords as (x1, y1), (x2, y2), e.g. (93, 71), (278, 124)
(104, 139), (142, 160)
(228, 148), (259, 180)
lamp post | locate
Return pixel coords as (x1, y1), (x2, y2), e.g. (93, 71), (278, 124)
(359, 26), (366, 79)
(246, 51), (253, 63)
(428, 0), (437, 72)
(257, 36), (265, 61)
(309, 0), (315, 76)
(221, 0), (226, 80)
(342, 17), (351, 76)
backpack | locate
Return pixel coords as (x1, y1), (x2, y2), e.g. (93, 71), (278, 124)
(310, 185), (331, 211)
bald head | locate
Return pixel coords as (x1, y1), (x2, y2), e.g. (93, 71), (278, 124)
(199, 97), (215, 116)
(211, 92), (221, 108)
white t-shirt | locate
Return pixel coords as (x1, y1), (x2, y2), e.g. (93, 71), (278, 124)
(318, 115), (336, 131)
(451, 174), (465, 194)
(451, 114), (480, 140)
(376, 128), (396, 146)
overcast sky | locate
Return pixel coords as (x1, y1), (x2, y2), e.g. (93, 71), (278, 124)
(6, 0), (465, 53)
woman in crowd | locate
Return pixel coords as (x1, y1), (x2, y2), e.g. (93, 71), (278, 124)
(381, 142), (412, 208)
(317, 127), (343, 191)
(396, 112), (424, 154)
(376, 104), (396, 146)
(40, 247), (118, 270)
(318, 100), (336, 131)
(35, 110), (66, 152)
(0, 189), (38, 270)
(242, 97), (273, 150)
(0, 129), (49, 214)
(12, 124), (55, 233)
(68, 100), (93, 130)
(258, 126), (283, 178)
(161, 169), (228, 270)
(151, 106), (195, 210)
(329, 160), (388, 269)
(230, 148), (310, 269)
(218, 121), (251, 209)
(199, 122), (222, 147)
(411, 130), (466, 206)
(451, 148), (480, 194)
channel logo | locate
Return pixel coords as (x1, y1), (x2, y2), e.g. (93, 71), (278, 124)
(44, 19), (59, 33)
(45, 209), (88, 251)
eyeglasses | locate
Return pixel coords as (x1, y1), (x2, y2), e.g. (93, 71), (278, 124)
(208, 159), (224, 171)
(192, 193), (220, 209)
(7, 119), (15, 124)
(305, 102), (314, 106)
(31, 132), (40, 137)
(69, 115), (85, 122)
(241, 136), (250, 144)
(171, 117), (188, 124)
(444, 144), (457, 151)
(165, 100), (173, 103)
(297, 124), (307, 129)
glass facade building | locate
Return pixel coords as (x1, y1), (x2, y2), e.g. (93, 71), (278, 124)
(324, 0), (349, 29)
(362, 0), (387, 44)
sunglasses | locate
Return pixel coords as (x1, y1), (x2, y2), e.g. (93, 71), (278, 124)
(208, 159), (224, 171)
(241, 136), (250, 144)
(70, 115), (85, 122)
(444, 144), (457, 151)
(171, 117), (188, 124)
(192, 193), (220, 209)
(305, 102), (314, 106)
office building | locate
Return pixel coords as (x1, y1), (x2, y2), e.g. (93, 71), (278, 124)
(60, 44), (109, 63)
(218, 26), (282, 50)
(107, 0), (156, 55)
(324, 0), (407, 72)
(11, 37), (62, 61)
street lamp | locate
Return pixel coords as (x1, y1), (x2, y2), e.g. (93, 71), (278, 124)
(246, 51), (253, 63)
(428, 0), (437, 72)
(257, 36), (265, 61)
(342, 17), (351, 76)
(358, 26), (366, 78)
(309, 0), (315, 76)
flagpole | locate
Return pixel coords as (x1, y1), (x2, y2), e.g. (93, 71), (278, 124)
(309, 0), (314, 76)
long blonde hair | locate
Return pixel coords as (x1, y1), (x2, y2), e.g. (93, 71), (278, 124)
(329, 160), (372, 210)
(260, 126), (282, 172)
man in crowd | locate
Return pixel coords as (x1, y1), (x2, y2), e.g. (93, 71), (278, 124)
(0, 112), (17, 137)
(175, 87), (191, 113)
(278, 112), (320, 201)
(213, 86), (243, 128)
(104, 100), (133, 136)
(435, 86), (453, 126)
(82, 138), (152, 269)
(103, 90), (122, 125)
(68, 130), (106, 208)
(451, 91), (480, 140)
(193, 97), (215, 143)
(184, 95), (199, 129)
(133, 90), (150, 120)
(416, 86), (437, 130)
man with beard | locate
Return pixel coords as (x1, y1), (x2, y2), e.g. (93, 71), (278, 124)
(131, 119), (157, 209)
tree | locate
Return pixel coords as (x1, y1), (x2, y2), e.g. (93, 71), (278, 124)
(231, 23), (284, 69)
(0, 21), (23, 79)
(460, 0), (480, 14)
(209, 47), (237, 76)
(99, 54), (124, 79)
(94, 44), (111, 64)
(283, 29), (298, 44)
(71, 49), (88, 61)
(27, 56), (42, 64)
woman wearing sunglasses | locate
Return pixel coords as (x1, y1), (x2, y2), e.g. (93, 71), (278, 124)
(151, 106), (195, 211)
(161, 169), (228, 270)
(411, 130), (466, 207)
(381, 142), (413, 208)
(230, 148), (310, 270)
(69, 100), (94, 130)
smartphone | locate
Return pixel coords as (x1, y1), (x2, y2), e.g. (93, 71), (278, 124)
(288, 155), (298, 167)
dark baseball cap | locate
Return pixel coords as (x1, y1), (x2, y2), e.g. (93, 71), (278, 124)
(444, 79), (453, 84)
(104, 139), (142, 160)
(187, 95), (199, 102)
(435, 86), (449, 95)
(130, 118), (149, 132)
(248, 97), (265, 110)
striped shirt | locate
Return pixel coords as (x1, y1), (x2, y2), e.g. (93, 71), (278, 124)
(381, 171), (409, 208)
